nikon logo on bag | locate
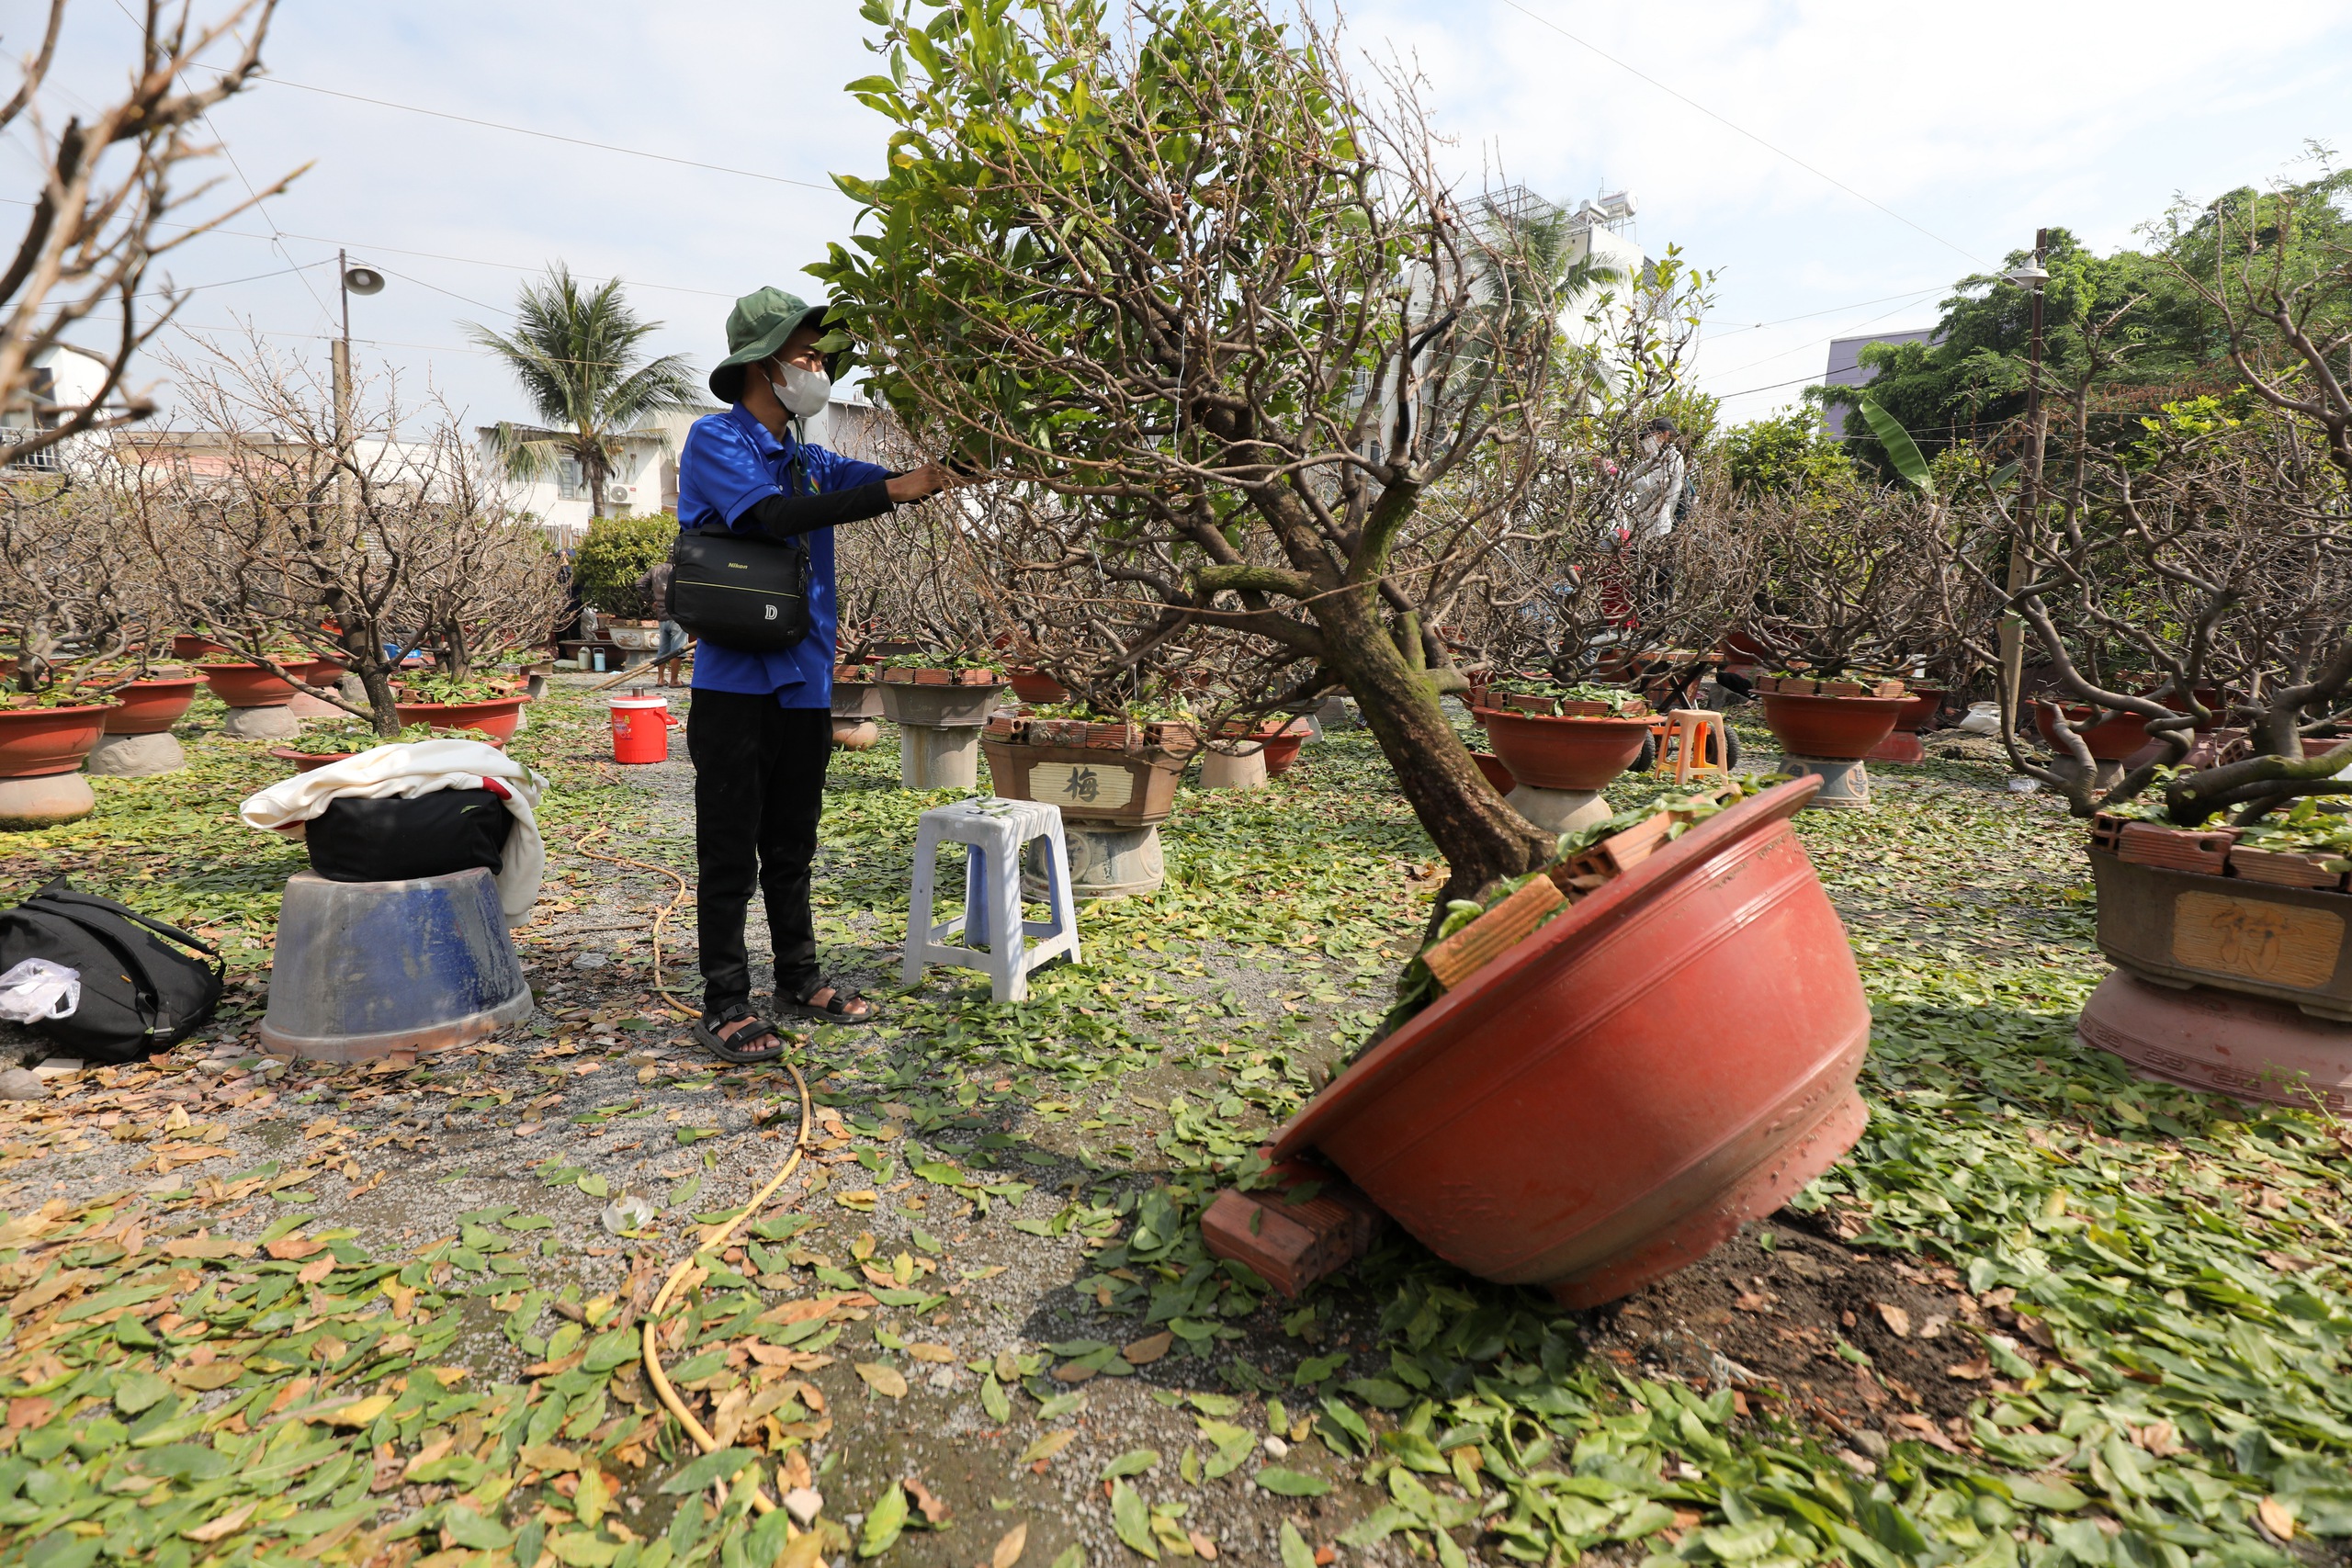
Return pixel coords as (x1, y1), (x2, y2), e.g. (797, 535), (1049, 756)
(764, 605), (777, 620)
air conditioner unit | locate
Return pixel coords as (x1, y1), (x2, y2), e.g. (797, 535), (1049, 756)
(604, 482), (633, 503)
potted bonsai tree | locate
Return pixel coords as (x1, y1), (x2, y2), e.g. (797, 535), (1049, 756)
(1924, 175), (2352, 1107)
(814, 0), (1873, 1303)
(0, 473), (164, 818)
(133, 341), (555, 741)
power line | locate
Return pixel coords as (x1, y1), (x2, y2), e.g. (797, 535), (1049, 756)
(1699, 284), (1950, 339)
(1494, 0), (1984, 265)
(222, 72), (842, 194)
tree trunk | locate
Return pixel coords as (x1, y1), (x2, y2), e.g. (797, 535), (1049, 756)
(582, 443), (606, 520)
(1312, 582), (1553, 908)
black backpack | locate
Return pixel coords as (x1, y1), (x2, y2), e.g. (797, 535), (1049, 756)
(0, 878), (224, 1062)
(304, 788), (514, 885)
(665, 453), (812, 653)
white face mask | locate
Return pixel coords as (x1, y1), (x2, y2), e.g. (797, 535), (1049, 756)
(770, 362), (831, 418)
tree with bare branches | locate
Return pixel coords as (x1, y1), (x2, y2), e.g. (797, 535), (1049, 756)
(125, 339), (558, 735)
(0, 1), (292, 462)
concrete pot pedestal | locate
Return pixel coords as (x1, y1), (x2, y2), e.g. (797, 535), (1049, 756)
(222, 705), (301, 740)
(86, 732), (185, 777)
(1507, 784), (1611, 835)
(1199, 747), (1268, 791)
(899, 724), (981, 789)
(0, 773), (95, 829)
(876, 681), (1002, 791)
(1024, 821), (1165, 901)
(1777, 754), (1871, 809)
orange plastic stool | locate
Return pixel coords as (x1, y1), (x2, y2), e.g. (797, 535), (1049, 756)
(1655, 708), (1728, 785)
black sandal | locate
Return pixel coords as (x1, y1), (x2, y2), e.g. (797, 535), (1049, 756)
(694, 1007), (790, 1064)
(781, 978), (877, 1026)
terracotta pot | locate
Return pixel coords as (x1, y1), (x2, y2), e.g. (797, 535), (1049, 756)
(172, 634), (232, 660)
(1008, 669), (1070, 705)
(0, 705), (110, 778)
(1892, 688), (1944, 734)
(270, 747), (353, 773)
(197, 661), (299, 708)
(1261, 720), (1312, 777)
(1758, 692), (1907, 761)
(1272, 778), (1869, 1305)
(391, 696), (528, 742)
(2035, 703), (2152, 762)
(1470, 751), (1516, 795)
(1475, 708), (1652, 791)
(104, 678), (201, 735)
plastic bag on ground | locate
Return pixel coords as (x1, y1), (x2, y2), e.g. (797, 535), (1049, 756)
(0, 958), (79, 1021)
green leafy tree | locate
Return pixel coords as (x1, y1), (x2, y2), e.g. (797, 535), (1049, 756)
(468, 266), (700, 518)
(1716, 410), (1856, 499)
(572, 513), (678, 618)
(813, 0), (1590, 897)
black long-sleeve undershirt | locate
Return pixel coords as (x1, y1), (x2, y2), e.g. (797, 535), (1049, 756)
(735, 479), (897, 541)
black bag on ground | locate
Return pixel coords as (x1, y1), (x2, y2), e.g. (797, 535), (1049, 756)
(0, 877), (224, 1061)
(666, 522), (812, 653)
(305, 788), (514, 885)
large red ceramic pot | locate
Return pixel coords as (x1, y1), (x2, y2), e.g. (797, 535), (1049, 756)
(1758, 693), (1907, 761)
(0, 705), (110, 777)
(103, 678), (200, 736)
(1274, 777), (1869, 1306)
(1864, 687), (1945, 764)
(197, 661), (298, 708)
(171, 633), (232, 661)
(1475, 708), (1652, 792)
(2035, 703), (2151, 762)
(392, 696), (528, 742)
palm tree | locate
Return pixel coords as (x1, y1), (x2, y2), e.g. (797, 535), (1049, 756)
(467, 265), (701, 517)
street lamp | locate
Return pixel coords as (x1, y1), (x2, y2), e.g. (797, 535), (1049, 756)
(1997, 232), (2049, 740)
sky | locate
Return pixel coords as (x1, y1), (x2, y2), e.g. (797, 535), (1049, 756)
(14, 0), (2352, 438)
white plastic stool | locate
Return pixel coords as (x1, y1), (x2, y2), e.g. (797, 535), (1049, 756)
(903, 797), (1081, 1002)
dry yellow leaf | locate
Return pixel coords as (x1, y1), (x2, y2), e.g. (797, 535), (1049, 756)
(185, 1501), (256, 1542)
(906, 1343), (955, 1363)
(1123, 1332), (1174, 1366)
(324, 1393), (392, 1427)
(1019, 1429), (1075, 1465)
(1875, 1303), (1911, 1338)
(2258, 1497), (2295, 1540)
(854, 1362), (909, 1399)
(992, 1523), (1028, 1567)
(297, 1256), (334, 1286)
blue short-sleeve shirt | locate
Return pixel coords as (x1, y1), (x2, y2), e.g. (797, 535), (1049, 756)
(675, 402), (889, 707)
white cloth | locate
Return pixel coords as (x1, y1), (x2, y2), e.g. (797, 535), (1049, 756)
(0, 958), (79, 1021)
(1622, 445), (1686, 541)
(238, 739), (548, 920)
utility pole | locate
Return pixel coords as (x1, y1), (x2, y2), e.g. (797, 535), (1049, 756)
(1998, 231), (2050, 731)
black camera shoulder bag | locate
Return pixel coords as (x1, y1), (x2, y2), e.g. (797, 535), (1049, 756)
(665, 453), (813, 653)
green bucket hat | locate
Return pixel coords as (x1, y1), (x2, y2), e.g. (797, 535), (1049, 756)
(707, 287), (845, 404)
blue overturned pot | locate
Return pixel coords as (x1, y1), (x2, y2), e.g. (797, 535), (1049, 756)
(259, 867), (533, 1062)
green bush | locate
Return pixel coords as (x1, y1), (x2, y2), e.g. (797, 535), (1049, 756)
(573, 513), (677, 618)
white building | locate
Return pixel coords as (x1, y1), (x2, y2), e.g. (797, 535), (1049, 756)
(0, 343), (128, 477)
(480, 396), (892, 547)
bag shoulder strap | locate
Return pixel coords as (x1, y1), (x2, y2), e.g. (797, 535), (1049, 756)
(31, 890), (224, 977)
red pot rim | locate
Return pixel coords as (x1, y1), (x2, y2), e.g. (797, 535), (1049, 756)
(119, 677), (202, 691)
(1470, 706), (1654, 729)
(1757, 692), (1911, 711)
(1275, 775), (1823, 1158)
(0, 703), (114, 716)
(392, 695), (528, 711)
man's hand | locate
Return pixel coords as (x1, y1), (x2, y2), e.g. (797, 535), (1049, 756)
(886, 462), (959, 503)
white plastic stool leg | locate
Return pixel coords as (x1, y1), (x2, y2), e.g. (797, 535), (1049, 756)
(987, 826), (1027, 1002)
(903, 814), (958, 984)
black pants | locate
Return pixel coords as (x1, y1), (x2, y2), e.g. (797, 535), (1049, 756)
(685, 693), (831, 1019)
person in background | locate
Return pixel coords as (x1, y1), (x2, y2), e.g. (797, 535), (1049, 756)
(1618, 417), (1690, 629)
(678, 288), (957, 1064)
(633, 559), (688, 687)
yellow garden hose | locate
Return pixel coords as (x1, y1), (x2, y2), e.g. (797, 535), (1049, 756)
(554, 832), (815, 1519)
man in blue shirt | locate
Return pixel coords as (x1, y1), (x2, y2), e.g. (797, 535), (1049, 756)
(676, 287), (952, 1063)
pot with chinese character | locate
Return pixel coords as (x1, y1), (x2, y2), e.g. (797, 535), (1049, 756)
(981, 713), (1201, 898)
